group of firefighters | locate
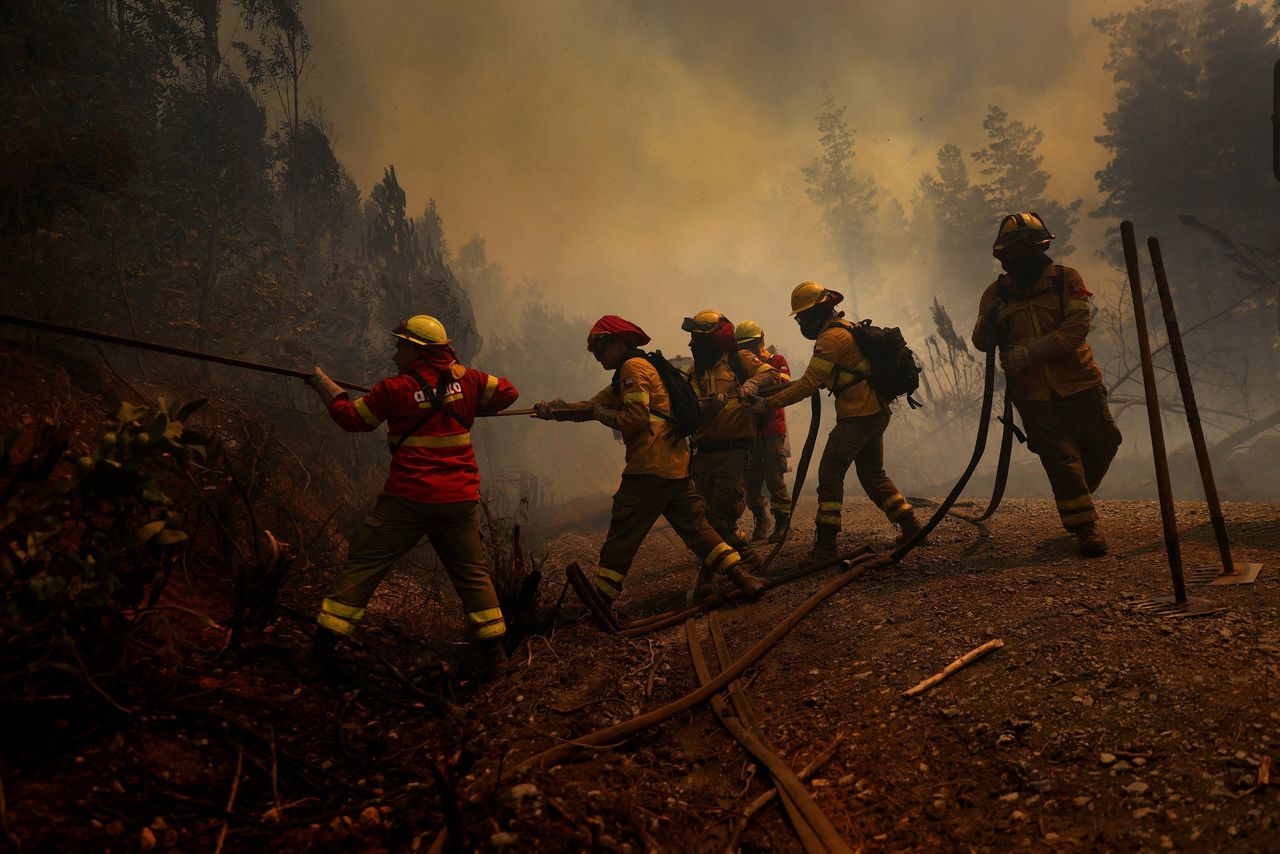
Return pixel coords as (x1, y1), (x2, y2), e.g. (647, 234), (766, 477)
(299, 211), (1122, 681)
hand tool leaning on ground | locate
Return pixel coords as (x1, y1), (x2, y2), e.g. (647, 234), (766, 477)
(1120, 221), (1223, 618)
(1146, 236), (1261, 586)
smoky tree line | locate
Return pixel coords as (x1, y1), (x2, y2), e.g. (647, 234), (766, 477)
(804, 0), (1279, 434)
(0, 0), (479, 387)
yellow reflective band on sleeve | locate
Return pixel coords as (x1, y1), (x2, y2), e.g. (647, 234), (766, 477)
(779, 371), (792, 382)
(1055, 494), (1094, 512)
(466, 607), (504, 625)
(853, 358), (872, 374)
(598, 567), (626, 583)
(480, 374), (499, 404)
(353, 397), (381, 427)
(818, 501), (842, 511)
(716, 551), (742, 571)
(623, 391), (650, 404)
(1060, 508), (1099, 528)
(649, 413), (669, 423)
(387, 432), (472, 448)
(753, 363), (773, 376)
(704, 542), (733, 567)
(1065, 299), (1090, 313)
(808, 357), (835, 375)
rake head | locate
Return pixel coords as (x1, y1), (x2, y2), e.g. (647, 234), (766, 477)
(1186, 562), (1263, 587)
(1128, 594), (1226, 619)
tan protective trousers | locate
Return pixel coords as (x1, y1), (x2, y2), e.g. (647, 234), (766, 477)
(815, 412), (912, 529)
(747, 435), (792, 521)
(1013, 386), (1122, 531)
(691, 447), (756, 556)
(317, 495), (505, 640)
(596, 475), (745, 601)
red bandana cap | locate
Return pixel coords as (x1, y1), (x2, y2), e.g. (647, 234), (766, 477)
(588, 315), (651, 347)
(708, 318), (739, 351)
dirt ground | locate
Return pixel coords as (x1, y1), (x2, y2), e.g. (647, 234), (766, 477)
(9, 489), (1279, 851)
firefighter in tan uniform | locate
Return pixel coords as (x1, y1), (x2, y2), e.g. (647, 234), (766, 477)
(683, 310), (779, 570)
(301, 315), (519, 679)
(755, 284), (922, 562)
(735, 320), (792, 543)
(534, 315), (766, 610)
(972, 212), (1121, 557)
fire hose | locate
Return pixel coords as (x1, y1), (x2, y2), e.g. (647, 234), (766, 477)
(428, 346), (1004, 851)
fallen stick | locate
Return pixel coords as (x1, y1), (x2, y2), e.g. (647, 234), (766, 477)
(903, 638), (1005, 698)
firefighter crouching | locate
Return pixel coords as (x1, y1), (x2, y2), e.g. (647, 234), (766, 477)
(753, 283), (922, 562)
(972, 212), (1121, 557)
(735, 320), (792, 543)
(533, 315), (766, 611)
(684, 310), (779, 576)
(301, 315), (519, 679)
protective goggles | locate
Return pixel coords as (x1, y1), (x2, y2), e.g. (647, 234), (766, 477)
(681, 316), (719, 334)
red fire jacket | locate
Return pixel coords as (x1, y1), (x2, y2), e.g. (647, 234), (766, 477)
(328, 351), (518, 503)
(761, 351), (790, 438)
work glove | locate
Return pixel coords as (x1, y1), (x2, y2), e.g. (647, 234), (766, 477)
(749, 397), (773, 417)
(999, 345), (1031, 377)
(700, 393), (727, 419)
(533, 399), (568, 420)
(593, 403), (619, 428)
(305, 367), (343, 402)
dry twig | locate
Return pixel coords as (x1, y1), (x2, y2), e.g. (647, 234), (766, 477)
(903, 638), (1005, 698)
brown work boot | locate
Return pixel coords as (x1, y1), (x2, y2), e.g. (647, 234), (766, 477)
(802, 524), (840, 566)
(766, 512), (789, 544)
(725, 564), (767, 600)
(895, 513), (925, 547)
(1074, 524), (1109, 558)
(751, 511), (772, 542)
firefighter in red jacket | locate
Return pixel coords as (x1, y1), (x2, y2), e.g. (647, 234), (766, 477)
(301, 315), (519, 678)
(735, 320), (792, 543)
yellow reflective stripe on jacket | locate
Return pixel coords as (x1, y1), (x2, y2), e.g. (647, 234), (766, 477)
(479, 374), (499, 404)
(386, 432), (472, 448)
(466, 607), (504, 625)
(779, 370), (792, 382)
(353, 397), (381, 427)
(623, 390), (650, 404)
(808, 356), (835, 376)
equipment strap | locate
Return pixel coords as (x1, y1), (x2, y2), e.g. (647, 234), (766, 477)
(393, 369), (469, 455)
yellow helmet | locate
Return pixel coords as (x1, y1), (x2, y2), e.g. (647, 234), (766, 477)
(734, 319), (764, 344)
(789, 281), (844, 316)
(681, 309), (727, 334)
(391, 315), (450, 346)
(992, 212), (1053, 257)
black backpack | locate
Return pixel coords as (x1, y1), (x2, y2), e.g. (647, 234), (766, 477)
(833, 319), (924, 409)
(612, 350), (701, 440)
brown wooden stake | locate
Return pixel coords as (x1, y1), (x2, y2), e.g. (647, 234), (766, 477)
(903, 638), (1005, 698)
(1121, 221), (1188, 604)
(1147, 237), (1234, 576)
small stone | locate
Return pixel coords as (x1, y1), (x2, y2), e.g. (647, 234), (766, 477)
(139, 828), (157, 851)
(491, 831), (519, 846)
(1100, 752), (1117, 766)
(1160, 836), (1174, 850)
(999, 792), (1020, 802)
(997, 733), (1016, 747)
(1126, 782), (1150, 795)
(510, 783), (540, 801)
(1133, 757), (1146, 767)
(1133, 807), (1155, 819)
(1011, 810), (1028, 822)
(1073, 796), (1092, 807)
(942, 707), (961, 719)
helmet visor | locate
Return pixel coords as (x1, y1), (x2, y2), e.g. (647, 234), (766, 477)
(681, 315), (717, 334)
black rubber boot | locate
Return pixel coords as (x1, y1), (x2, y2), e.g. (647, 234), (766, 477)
(1074, 523), (1109, 558)
(472, 637), (509, 682)
(895, 512), (925, 547)
(766, 512), (789, 544)
(294, 628), (341, 680)
(725, 564), (767, 600)
(751, 511), (772, 542)
(803, 524), (840, 565)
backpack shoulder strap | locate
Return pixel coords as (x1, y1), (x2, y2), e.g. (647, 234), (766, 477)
(393, 369), (467, 454)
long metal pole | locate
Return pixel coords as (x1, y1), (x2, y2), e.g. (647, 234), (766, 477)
(1273, 59), (1279, 181)
(0, 313), (372, 392)
(1121, 222), (1187, 603)
(1147, 237), (1235, 576)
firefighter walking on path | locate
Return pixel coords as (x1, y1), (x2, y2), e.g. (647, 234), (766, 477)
(735, 320), (792, 543)
(972, 212), (1121, 557)
(684, 310), (779, 572)
(301, 315), (519, 679)
(533, 315), (766, 612)
(753, 283), (922, 563)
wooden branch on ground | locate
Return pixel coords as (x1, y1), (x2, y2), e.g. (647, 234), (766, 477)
(903, 639), (1005, 698)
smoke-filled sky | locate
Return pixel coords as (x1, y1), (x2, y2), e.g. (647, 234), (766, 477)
(307, 0), (1137, 355)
